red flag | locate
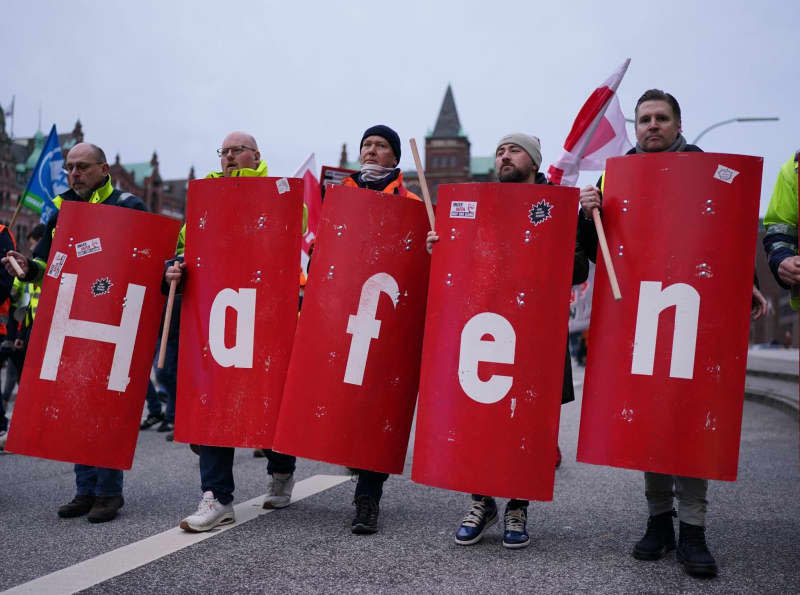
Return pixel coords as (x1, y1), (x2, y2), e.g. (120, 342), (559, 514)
(548, 59), (633, 186)
(293, 153), (322, 276)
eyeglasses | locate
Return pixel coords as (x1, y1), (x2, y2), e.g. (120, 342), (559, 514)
(217, 145), (257, 157)
(62, 161), (104, 173)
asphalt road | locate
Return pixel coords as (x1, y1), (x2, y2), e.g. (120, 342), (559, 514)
(1, 369), (798, 594)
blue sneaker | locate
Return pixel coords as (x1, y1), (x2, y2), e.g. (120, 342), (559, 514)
(455, 498), (497, 545)
(502, 506), (530, 549)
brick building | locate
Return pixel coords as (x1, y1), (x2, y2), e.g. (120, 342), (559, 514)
(339, 85), (495, 203)
(0, 106), (187, 256)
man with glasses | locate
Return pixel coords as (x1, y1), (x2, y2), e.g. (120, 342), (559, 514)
(3, 142), (146, 523)
(166, 131), (305, 532)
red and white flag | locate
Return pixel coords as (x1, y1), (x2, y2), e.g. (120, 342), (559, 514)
(293, 153), (322, 277)
(548, 59), (633, 186)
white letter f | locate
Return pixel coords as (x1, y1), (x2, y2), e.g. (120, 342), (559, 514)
(344, 272), (399, 386)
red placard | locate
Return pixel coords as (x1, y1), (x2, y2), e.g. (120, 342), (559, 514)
(5, 202), (181, 469)
(412, 183), (579, 501)
(175, 177), (303, 448)
(273, 184), (430, 474)
(577, 153), (762, 481)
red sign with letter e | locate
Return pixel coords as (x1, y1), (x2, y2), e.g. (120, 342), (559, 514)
(175, 177), (304, 448)
(5, 202), (181, 469)
(412, 183), (579, 501)
(577, 153), (762, 481)
(273, 184), (430, 474)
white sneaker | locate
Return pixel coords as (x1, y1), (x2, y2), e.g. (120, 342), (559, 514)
(262, 472), (295, 509)
(179, 491), (235, 532)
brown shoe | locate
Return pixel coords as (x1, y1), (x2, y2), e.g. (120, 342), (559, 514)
(58, 494), (95, 518)
(87, 495), (124, 523)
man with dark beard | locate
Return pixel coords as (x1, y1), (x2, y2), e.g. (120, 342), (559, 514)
(427, 133), (589, 549)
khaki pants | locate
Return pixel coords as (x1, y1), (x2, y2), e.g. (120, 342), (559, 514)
(644, 472), (708, 526)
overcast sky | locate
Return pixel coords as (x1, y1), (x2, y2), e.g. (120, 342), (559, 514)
(2, 0), (798, 214)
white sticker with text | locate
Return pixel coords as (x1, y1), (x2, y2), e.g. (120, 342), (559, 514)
(276, 177), (290, 194)
(450, 201), (477, 219)
(47, 251), (68, 278)
(75, 238), (102, 258)
(713, 165), (740, 184)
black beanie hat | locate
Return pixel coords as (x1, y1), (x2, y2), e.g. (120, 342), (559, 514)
(360, 125), (401, 163)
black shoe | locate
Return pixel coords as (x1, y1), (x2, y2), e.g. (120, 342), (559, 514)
(87, 495), (124, 523)
(58, 494), (95, 518)
(633, 510), (676, 560)
(165, 432), (174, 442)
(677, 521), (718, 577)
(351, 494), (379, 534)
(140, 413), (163, 430)
(156, 420), (174, 433)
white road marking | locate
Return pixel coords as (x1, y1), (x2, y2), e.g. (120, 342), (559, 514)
(2, 474), (350, 595)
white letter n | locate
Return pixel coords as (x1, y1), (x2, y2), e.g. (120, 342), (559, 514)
(631, 281), (700, 379)
(40, 273), (145, 392)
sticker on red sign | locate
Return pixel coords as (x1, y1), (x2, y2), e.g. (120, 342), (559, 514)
(75, 238), (102, 257)
(449, 201), (477, 219)
(47, 251), (67, 278)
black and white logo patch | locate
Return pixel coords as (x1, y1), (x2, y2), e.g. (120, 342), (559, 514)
(91, 277), (113, 296)
(528, 200), (553, 226)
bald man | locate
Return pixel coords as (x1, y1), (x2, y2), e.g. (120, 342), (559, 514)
(166, 131), (306, 533)
(3, 142), (147, 524)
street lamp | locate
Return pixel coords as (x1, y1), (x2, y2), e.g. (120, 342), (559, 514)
(692, 117), (779, 145)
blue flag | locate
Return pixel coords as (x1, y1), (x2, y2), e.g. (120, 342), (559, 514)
(20, 124), (69, 223)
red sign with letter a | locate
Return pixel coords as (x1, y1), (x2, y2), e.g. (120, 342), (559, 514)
(273, 184), (430, 474)
(5, 202), (181, 469)
(577, 153), (762, 481)
(175, 177), (304, 448)
(412, 183), (579, 501)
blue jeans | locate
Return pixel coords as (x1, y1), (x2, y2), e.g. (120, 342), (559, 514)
(146, 295), (180, 422)
(144, 379), (163, 418)
(198, 446), (296, 505)
(74, 465), (124, 497)
(156, 296), (180, 422)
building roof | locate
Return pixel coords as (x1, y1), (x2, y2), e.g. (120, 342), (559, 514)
(123, 162), (154, 185)
(431, 84), (463, 138)
(470, 156), (494, 175)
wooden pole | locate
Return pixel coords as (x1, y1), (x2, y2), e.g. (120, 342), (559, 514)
(409, 138), (436, 231)
(8, 197), (25, 231)
(592, 208), (621, 300)
(157, 279), (177, 369)
(7, 253), (24, 277)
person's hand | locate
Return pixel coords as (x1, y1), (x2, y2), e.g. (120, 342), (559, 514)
(2, 250), (28, 278)
(579, 185), (602, 219)
(426, 230), (439, 255)
(751, 285), (767, 320)
(165, 261), (185, 284)
(777, 255), (800, 287)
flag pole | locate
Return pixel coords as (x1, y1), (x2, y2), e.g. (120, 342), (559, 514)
(157, 279), (177, 369)
(8, 196), (26, 230)
(409, 138), (436, 231)
(574, 58), (630, 302)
